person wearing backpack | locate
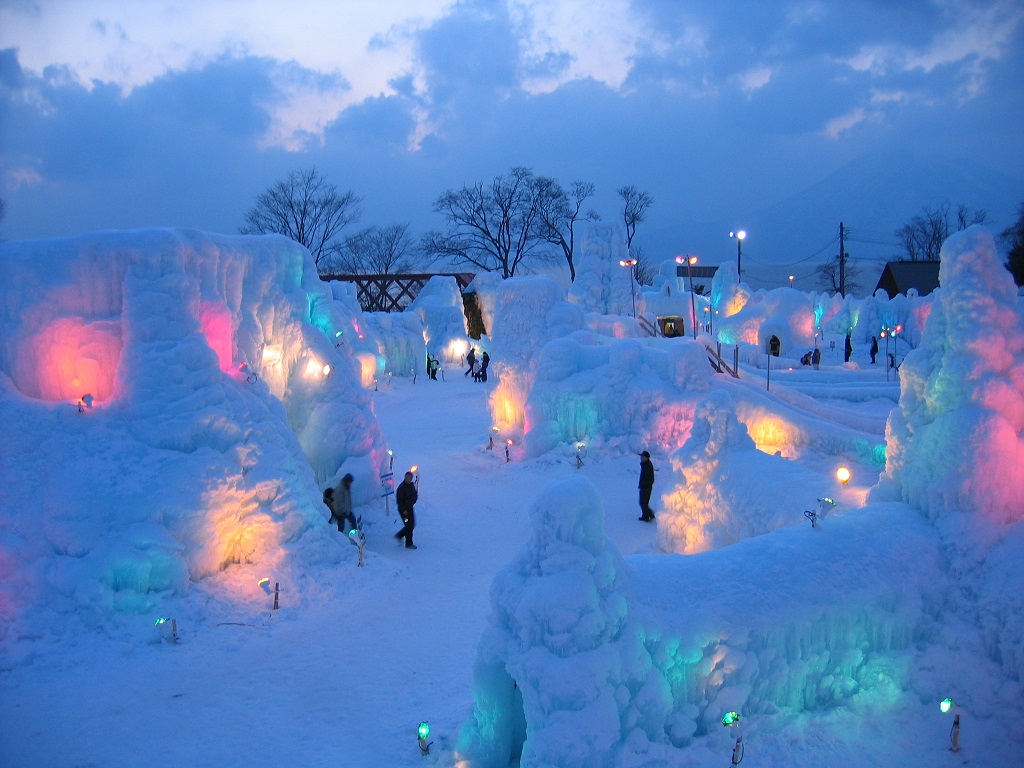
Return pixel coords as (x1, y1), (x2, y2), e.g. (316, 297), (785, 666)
(325, 474), (358, 534)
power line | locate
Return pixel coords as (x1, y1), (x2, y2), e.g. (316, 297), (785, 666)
(743, 234), (840, 268)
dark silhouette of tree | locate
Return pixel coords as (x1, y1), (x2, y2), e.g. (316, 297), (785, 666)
(631, 245), (656, 286)
(241, 167), (361, 272)
(894, 201), (986, 262)
(534, 178), (599, 283)
(617, 185), (653, 255)
(423, 166), (552, 278)
(331, 223), (420, 274)
(816, 254), (861, 295)
(1001, 202), (1024, 286)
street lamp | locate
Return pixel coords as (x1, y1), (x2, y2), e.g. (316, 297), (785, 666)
(729, 230), (746, 283)
(788, 275), (794, 288)
(619, 258), (637, 318)
(675, 255), (699, 339)
(879, 324), (902, 381)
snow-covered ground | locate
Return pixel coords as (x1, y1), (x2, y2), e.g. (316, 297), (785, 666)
(1, 226), (1022, 767)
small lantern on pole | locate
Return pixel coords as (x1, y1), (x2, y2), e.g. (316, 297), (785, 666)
(618, 258), (638, 318)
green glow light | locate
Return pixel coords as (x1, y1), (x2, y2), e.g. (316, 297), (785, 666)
(418, 722), (430, 739)
(722, 711), (741, 726)
(940, 698), (954, 713)
(155, 617), (169, 625)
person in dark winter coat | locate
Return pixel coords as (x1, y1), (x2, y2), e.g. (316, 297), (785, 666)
(480, 351), (490, 382)
(427, 355), (439, 380)
(465, 348), (476, 377)
(638, 451), (655, 522)
(811, 347), (821, 369)
(844, 334), (853, 363)
(394, 471), (418, 549)
(768, 335), (780, 357)
(326, 474), (358, 534)
(870, 336), (878, 364)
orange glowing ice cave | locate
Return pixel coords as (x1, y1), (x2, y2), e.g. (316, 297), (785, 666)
(12, 317), (122, 404)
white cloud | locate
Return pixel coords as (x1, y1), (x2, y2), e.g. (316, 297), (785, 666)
(869, 89), (908, 105)
(738, 65), (773, 94)
(2, 164), (44, 191)
(510, 0), (643, 94)
(840, 0), (1024, 86)
(823, 107), (866, 139)
(0, 1), (455, 150)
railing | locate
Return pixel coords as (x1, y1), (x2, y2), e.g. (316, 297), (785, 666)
(705, 345), (739, 378)
(638, 315), (660, 338)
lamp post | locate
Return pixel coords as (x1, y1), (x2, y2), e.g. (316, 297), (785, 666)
(619, 258), (637, 318)
(788, 275), (794, 288)
(729, 230), (746, 283)
(675, 255), (699, 339)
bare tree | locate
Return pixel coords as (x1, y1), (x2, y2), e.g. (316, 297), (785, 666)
(330, 223), (420, 274)
(894, 201), (986, 262)
(423, 166), (551, 278)
(241, 167), (361, 271)
(617, 185), (654, 255)
(816, 254), (861, 294)
(534, 178), (599, 283)
(1001, 201), (1024, 286)
(631, 245), (657, 286)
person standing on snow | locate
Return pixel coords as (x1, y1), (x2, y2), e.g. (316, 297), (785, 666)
(870, 336), (878, 364)
(480, 351), (490, 382)
(326, 474), (358, 534)
(638, 451), (656, 522)
(394, 471), (418, 549)
(811, 346), (821, 369)
(844, 334), (853, 363)
(465, 348), (476, 377)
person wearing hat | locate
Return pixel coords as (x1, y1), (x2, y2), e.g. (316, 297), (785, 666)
(326, 473), (358, 534)
(638, 451), (655, 522)
(394, 471), (418, 549)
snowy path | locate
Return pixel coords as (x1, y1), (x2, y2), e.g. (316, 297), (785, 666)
(0, 373), (661, 767)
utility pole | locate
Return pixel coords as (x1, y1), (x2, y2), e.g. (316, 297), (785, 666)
(839, 222), (846, 297)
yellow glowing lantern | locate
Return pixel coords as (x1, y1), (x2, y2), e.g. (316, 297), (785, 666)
(836, 467), (851, 485)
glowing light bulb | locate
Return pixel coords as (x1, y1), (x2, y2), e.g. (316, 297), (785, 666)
(836, 467), (851, 484)
(940, 697), (954, 714)
(418, 722), (430, 739)
(722, 711), (741, 726)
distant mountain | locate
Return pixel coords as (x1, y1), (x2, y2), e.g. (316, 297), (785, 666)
(647, 151), (1022, 293)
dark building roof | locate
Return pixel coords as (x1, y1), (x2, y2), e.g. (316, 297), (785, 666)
(874, 261), (940, 298)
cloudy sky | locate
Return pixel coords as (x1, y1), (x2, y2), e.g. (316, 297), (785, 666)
(2, 0), (1023, 288)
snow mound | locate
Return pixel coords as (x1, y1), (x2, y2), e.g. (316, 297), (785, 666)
(0, 229), (387, 645)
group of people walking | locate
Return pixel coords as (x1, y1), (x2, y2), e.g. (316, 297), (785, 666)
(424, 348), (492, 382)
(464, 348), (490, 382)
(326, 450), (660, 555)
(326, 470), (420, 550)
